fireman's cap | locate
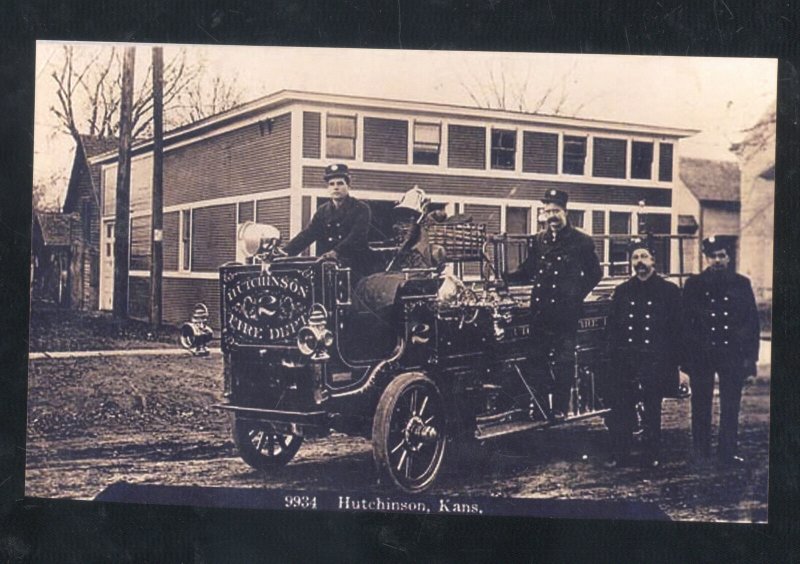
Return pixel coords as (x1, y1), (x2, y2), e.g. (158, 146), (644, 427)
(323, 163), (351, 182)
(701, 235), (731, 256)
(541, 188), (568, 209)
(628, 236), (656, 256)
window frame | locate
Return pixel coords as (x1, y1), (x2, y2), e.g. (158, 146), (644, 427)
(562, 135), (587, 176)
(412, 121), (441, 165)
(630, 140), (655, 180)
(325, 113), (358, 160)
(179, 208), (192, 272)
(490, 128), (517, 171)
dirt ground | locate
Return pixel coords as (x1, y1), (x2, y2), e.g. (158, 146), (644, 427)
(25, 350), (770, 523)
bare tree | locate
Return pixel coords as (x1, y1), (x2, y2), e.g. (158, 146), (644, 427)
(49, 45), (243, 143)
(459, 60), (598, 117)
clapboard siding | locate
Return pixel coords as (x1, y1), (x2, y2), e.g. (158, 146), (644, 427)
(164, 112), (291, 207)
(302, 166), (672, 207)
(303, 111), (321, 159)
(128, 276), (150, 320)
(592, 137), (627, 179)
(448, 125), (486, 170)
(163, 278), (222, 328)
(364, 117), (408, 164)
(191, 204), (236, 272)
(522, 131), (558, 174)
(130, 215), (151, 271)
(163, 211), (179, 271)
(256, 196), (291, 241)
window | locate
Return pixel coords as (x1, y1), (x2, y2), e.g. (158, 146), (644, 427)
(562, 135), (587, 175)
(491, 129), (516, 170)
(413, 122), (441, 165)
(236, 201), (254, 224)
(326, 114), (357, 159)
(631, 141), (654, 179)
(522, 131), (558, 174)
(609, 211), (631, 276)
(180, 209), (192, 271)
(659, 143), (674, 181)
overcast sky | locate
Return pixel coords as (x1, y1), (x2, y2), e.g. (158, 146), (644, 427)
(33, 42), (777, 207)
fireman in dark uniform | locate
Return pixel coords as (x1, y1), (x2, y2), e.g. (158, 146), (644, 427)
(507, 189), (603, 420)
(683, 236), (760, 466)
(605, 237), (682, 468)
(283, 163), (371, 277)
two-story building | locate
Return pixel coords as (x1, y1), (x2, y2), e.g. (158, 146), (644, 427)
(87, 90), (697, 327)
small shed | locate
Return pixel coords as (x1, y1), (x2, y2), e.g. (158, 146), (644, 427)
(31, 211), (79, 305)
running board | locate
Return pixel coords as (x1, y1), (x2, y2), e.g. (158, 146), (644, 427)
(475, 408), (612, 441)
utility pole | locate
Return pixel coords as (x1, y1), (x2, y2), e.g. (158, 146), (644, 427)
(149, 46), (164, 326)
(113, 46), (135, 319)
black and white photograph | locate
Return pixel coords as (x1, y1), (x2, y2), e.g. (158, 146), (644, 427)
(26, 42), (776, 523)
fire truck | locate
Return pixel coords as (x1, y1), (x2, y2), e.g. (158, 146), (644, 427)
(182, 190), (690, 493)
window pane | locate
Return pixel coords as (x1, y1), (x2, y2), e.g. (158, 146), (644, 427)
(413, 148), (439, 165)
(491, 129), (516, 170)
(592, 137), (627, 179)
(327, 115), (355, 137)
(659, 143), (674, 181)
(631, 141), (654, 179)
(414, 123), (440, 144)
(609, 211), (631, 234)
(326, 137), (355, 159)
(567, 210), (585, 228)
(562, 135), (586, 175)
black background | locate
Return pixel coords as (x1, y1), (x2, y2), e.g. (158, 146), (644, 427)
(2, 1), (798, 561)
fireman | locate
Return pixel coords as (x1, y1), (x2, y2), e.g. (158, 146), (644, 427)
(604, 237), (682, 468)
(683, 236), (760, 466)
(506, 189), (602, 421)
(283, 163), (372, 277)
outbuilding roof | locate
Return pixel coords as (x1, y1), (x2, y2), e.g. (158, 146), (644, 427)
(35, 211), (75, 247)
(678, 157), (741, 203)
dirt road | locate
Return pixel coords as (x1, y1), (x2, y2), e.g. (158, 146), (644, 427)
(25, 353), (769, 522)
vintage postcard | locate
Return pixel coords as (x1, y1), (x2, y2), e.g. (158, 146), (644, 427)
(27, 42), (776, 522)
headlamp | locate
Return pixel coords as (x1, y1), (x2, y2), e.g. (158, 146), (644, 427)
(237, 221), (282, 259)
(296, 304), (334, 361)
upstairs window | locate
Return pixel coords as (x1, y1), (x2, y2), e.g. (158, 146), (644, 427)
(631, 141), (654, 179)
(609, 211), (631, 276)
(490, 129), (516, 170)
(562, 135), (587, 175)
(326, 114), (356, 159)
(659, 142), (674, 182)
(413, 122), (441, 165)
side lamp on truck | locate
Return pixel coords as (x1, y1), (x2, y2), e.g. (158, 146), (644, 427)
(297, 304), (334, 361)
(180, 303), (214, 356)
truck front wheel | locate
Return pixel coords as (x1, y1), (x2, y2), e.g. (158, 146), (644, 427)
(232, 415), (304, 470)
(372, 373), (447, 493)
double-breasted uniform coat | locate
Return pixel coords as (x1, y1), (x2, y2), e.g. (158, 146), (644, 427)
(606, 273), (682, 460)
(683, 268), (760, 458)
(508, 224), (603, 414)
(283, 195), (372, 275)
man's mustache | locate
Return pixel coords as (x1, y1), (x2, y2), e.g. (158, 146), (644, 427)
(634, 262), (649, 270)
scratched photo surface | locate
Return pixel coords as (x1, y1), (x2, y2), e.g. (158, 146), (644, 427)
(27, 42), (776, 523)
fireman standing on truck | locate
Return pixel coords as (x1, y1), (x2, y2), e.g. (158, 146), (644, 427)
(604, 237), (682, 469)
(283, 163), (372, 277)
(506, 189), (602, 421)
(683, 236), (760, 467)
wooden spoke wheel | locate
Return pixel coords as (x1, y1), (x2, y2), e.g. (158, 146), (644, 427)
(232, 416), (304, 470)
(372, 373), (447, 493)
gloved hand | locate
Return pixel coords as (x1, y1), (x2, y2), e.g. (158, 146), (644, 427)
(320, 250), (339, 261)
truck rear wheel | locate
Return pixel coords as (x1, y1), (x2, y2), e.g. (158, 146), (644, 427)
(372, 373), (447, 493)
(232, 415), (304, 470)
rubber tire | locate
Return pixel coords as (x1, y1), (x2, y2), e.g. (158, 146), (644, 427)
(372, 372), (447, 493)
(232, 415), (304, 470)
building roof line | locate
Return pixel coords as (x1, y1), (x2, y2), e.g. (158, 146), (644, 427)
(88, 89), (700, 164)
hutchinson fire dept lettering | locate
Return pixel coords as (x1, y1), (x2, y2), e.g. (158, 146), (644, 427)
(225, 272), (311, 342)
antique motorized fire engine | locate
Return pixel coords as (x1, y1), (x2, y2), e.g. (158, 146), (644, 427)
(181, 189), (679, 493)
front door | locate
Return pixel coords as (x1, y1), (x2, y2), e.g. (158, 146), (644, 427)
(99, 220), (114, 310)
